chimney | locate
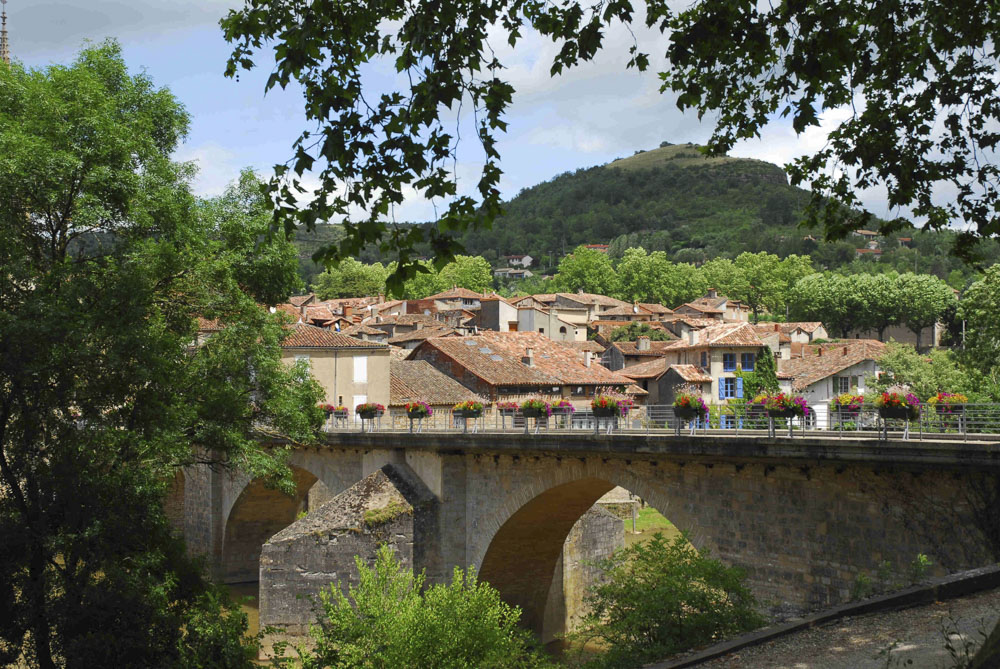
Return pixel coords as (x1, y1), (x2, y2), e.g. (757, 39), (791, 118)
(687, 329), (696, 346)
(378, 292), (385, 304)
(344, 305), (353, 318)
(818, 347), (823, 357)
(637, 336), (651, 351)
(584, 351), (592, 367)
(774, 323), (780, 332)
(843, 346), (848, 356)
(522, 347), (535, 367)
(707, 288), (718, 298)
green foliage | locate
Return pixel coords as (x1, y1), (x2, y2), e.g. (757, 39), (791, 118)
(552, 245), (620, 296)
(312, 258), (389, 299)
(568, 533), (765, 668)
(438, 254), (494, 294)
(616, 247), (707, 306)
(608, 322), (672, 342)
(868, 342), (979, 401)
(0, 42), (322, 667)
(362, 501), (412, 528)
(738, 348), (780, 399)
(278, 545), (554, 669)
(957, 265), (1000, 400)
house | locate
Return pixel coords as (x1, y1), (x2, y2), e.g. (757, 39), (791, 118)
(340, 324), (390, 344)
(389, 359), (480, 418)
(583, 244), (609, 253)
(409, 330), (641, 410)
(280, 323), (390, 417)
(503, 254), (533, 268)
(855, 248), (882, 259)
(365, 313), (444, 338)
(426, 286), (486, 311)
(779, 340), (886, 427)
(600, 303), (657, 322)
(620, 360), (713, 406)
(601, 335), (680, 371)
(480, 296), (586, 341)
(493, 268), (534, 280)
(388, 326), (459, 349)
(673, 289), (751, 322)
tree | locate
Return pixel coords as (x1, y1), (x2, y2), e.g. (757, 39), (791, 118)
(0, 42), (323, 668)
(895, 273), (956, 350)
(790, 273), (856, 337)
(849, 272), (903, 342)
(553, 245), (619, 296)
(277, 545), (554, 669)
(956, 264), (1000, 400)
(567, 533), (764, 668)
(438, 254), (494, 294)
(312, 258), (389, 299)
(868, 343), (979, 401)
(223, 0), (1000, 280)
(609, 322), (672, 342)
(615, 248), (707, 307)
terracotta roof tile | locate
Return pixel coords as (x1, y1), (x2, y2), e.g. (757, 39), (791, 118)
(417, 331), (633, 387)
(601, 304), (655, 317)
(281, 323), (388, 349)
(638, 302), (674, 315)
(287, 294), (315, 307)
(611, 339), (679, 357)
(388, 326), (458, 344)
(427, 286), (484, 300)
(779, 340), (886, 391)
(390, 360), (479, 406)
(671, 364), (713, 383)
(341, 324), (386, 336)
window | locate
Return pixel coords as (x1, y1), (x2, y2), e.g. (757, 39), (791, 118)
(834, 376), (851, 393)
(700, 352), (707, 368)
(719, 376), (743, 400)
(294, 354), (310, 369)
(559, 326), (567, 335)
(741, 353), (755, 371)
(722, 353), (736, 372)
(539, 327), (544, 334)
(721, 414), (735, 429)
(353, 355), (368, 383)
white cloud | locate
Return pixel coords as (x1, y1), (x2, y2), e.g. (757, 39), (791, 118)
(174, 141), (241, 197)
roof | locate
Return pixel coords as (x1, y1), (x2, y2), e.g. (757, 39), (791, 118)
(368, 314), (443, 327)
(638, 303), (674, 315)
(781, 321), (825, 334)
(197, 317), (223, 331)
(670, 364), (713, 383)
(779, 340), (886, 391)
(677, 302), (725, 315)
(610, 339), (679, 357)
(287, 294), (315, 307)
(388, 326), (458, 344)
(555, 292), (629, 308)
(390, 360), (480, 406)
(390, 346), (414, 362)
(680, 322), (764, 348)
(619, 357), (670, 380)
(415, 331), (634, 387)
(601, 304), (655, 317)
(427, 286), (484, 300)
(559, 340), (606, 353)
(281, 323), (388, 349)
(341, 324), (386, 337)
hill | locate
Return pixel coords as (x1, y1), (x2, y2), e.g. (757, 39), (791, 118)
(458, 142), (817, 266)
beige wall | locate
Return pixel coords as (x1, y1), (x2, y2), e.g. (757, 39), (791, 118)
(282, 348), (390, 409)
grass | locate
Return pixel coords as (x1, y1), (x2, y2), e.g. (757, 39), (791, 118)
(607, 143), (748, 171)
(362, 500), (412, 528)
(623, 507), (685, 548)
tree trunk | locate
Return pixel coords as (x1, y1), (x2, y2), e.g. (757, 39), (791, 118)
(877, 326), (886, 342)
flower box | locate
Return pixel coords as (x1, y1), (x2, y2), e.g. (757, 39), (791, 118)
(332, 410), (349, 419)
(766, 408), (799, 419)
(592, 407), (619, 418)
(358, 409), (383, 420)
(453, 409), (482, 419)
(404, 401), (432, 420)
(522, 408), (547, 419)
(407, 408), (429, 419)
(672, 405), (702, 421)
(879, 405), (918, 421)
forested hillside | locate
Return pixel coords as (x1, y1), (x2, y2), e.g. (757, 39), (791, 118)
(292, 143), (1000, 284)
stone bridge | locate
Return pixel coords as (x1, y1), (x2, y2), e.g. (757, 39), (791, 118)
(169, 432), (1000, 634)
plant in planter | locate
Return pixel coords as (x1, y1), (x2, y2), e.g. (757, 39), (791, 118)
(321, 403), (349, 419)
(753, 392), (810, 418)
(551, 399), (576, 415)
(831, 393), (865, 417)
(404, 401), (433, 419)
(355, 402), (385, 420)
(452, 400), (484, 418)
(927, 392), (968, 415)
(520, 398), (552, 418)
(496, 401), (519, 414)
(591, 395), (625, 418)
(672, 390), (708, 421)
(874, 388), (920, 420)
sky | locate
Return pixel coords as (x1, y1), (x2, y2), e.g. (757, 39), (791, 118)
(3, 0), (891, 223)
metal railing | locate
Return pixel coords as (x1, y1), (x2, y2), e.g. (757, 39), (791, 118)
(321, 404), (1000, 442)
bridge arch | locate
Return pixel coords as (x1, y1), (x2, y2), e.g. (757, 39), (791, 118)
(221, 464), (321, 582)
(475, 458), (708, 634)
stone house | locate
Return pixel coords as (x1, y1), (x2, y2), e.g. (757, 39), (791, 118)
(409, 330), (642, 409)
(779, 340), (886, 428)
(503, 254), (533, 268)
(388, 359), (480, 417)
(478, 296), (586, 342)
(280, 323), (390, 416)
(600, 335), (680, 371)
(619, 360), (713, 406)
(673, 289), (752, 322)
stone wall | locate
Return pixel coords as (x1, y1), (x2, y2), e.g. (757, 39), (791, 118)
(542, 505), (624, 643)
(259, 464), (435, 644)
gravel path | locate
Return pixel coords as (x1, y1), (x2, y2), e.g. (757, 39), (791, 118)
(695, 588), (1000, 669)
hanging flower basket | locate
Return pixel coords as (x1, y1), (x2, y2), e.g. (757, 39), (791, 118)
(875, 391), (920, 421)
(356, 402), (385, 420)
(831, 393), (864, 418)
(404, 401), (432, 420)
(320, 403), (349, 419)
(453, 400), (484, 419)
(753, 393), (809, 418)
(673, 393), (708, 421)
(520, 398), (551, 419)
(496, 402), (519, 415)
(551, 400), (576, 415)
(927, 392), (967, 415)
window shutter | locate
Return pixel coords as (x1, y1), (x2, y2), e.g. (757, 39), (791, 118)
(718, 378), (725, 400)
(736, 376), (744, 398)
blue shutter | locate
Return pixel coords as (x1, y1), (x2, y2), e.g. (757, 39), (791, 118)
(718, 378), (725, 400)
(736, 376), (744, 398)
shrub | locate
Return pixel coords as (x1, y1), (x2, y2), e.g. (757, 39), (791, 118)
(276, 545), (554, 669)
(568, 533), (765, 668)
